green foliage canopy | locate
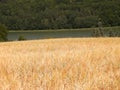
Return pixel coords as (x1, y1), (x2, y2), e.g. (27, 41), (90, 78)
(0, 0), (120, 30)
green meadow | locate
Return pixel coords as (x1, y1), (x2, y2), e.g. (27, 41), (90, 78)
(8, 26), (120, 40)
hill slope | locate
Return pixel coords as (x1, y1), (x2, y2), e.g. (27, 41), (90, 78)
(0, 38), (120, 89)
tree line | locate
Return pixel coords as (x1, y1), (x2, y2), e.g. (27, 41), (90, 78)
(0, 0), (120, 30)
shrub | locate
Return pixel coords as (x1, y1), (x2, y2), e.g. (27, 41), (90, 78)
(18, 35), (26, 41)
(92, 29), (104, 37)
(108, 30), (115, 37)
(108, 30), (120, 37)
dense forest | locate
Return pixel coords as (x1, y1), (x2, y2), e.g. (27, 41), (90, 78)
(0, 0), (120, 30)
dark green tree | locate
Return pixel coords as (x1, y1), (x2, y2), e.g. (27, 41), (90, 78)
(0, 24), (8, 42)
(97, 18), (104, 36)
(0, 0), (120, 30)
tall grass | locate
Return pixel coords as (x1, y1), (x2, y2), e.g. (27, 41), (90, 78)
(0, 38), (120, 90)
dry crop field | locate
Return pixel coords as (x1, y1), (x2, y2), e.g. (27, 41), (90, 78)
(0, 38), (120, 90)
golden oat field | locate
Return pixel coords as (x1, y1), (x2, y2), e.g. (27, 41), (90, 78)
(0, 38), (120, 90)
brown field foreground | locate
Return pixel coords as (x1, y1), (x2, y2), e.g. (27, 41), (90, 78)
(0, 38), (120, 90)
